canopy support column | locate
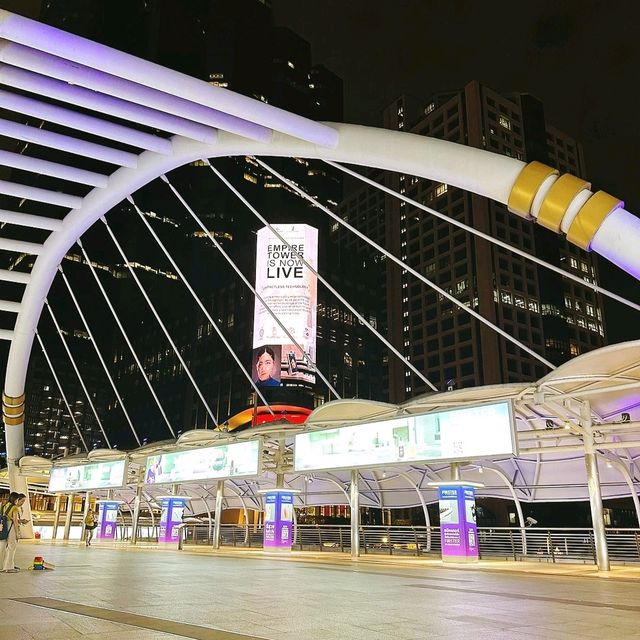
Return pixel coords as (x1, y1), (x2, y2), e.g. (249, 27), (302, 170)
(582, 401), (610, 571)
(131, 485), (142, 545)
(63, 493), (74, 541)
(350, 469), (360, 559)
(213, 480), (224, 549)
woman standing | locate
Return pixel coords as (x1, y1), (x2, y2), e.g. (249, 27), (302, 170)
(1, 492), (26, 572)
(84, 509), (98, 546)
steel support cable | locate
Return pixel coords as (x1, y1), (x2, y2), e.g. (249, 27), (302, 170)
(58, 265), (141, 446)
(204, 159), (438, 393)
(78, 241), (175, 438)
(44, 300), (112, 448)
(35, 331), (89, 453)
(100, 217), (219, 427)
(327, 161), (640, 315)
(256, 158), (556, 371)
(127, 194), (277, 414)
(155, 177), (341, 402)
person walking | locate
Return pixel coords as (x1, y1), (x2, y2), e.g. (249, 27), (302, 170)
(84, 509), (98, 546)
(1, 492), (26, 572)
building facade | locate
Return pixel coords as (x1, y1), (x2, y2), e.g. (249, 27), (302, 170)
(338, 81), (605, 402)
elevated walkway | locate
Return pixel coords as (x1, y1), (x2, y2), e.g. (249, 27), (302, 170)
(2, 541), (639, 639)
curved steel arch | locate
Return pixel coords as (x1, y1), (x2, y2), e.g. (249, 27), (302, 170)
(2, 17), (640, 504)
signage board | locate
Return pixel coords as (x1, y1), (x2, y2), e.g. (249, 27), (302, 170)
(48, 460), (127, 493)
(253, 224), (318, 385)
(294, 401), (516, 472)
(144, 440), (261, 485)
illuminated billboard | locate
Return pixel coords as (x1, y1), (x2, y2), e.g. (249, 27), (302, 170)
(294, 401), (516, 472)
(48, 460), (127, 493)
(253, 224), (318, 385)
(144, 440), (261, 485)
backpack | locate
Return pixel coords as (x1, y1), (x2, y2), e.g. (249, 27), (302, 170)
(0, 504), (13, 541)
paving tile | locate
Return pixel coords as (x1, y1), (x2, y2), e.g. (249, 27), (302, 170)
(5, 542), (640, 640)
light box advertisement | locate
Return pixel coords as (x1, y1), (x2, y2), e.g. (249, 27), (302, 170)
(294, 401), (516, 472)
(144, 440), (261, 485)
(48, 460), (127, 493)
(252, 224), (318, 385)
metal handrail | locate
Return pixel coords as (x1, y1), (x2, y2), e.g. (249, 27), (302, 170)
(178, 524), (640, 564)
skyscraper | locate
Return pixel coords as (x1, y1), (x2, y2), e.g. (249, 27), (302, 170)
(13, 0), (381, 453)
(338, 80), (605, 402)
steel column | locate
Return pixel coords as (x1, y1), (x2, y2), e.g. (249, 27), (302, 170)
(350, 469), (360, 558)
(582, 402), (610, 571)
(213, 480), (224, 549)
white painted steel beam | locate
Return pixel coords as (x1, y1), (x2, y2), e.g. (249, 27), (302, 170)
(0, 269), (30, 284)
(0, 64), (218, 145)
(0, 236), (43, 255)
(0, 149), (108, 187)
(0, 15), (338, 147)
(0, 179), (81, 208)
(0, 119), (138, 167)
(0, 43), (269, 143)
(0, 329), (14, 341)
(0, 300), (21, 313)
(0, 88), (172, 154)
(0, 208), (62, 231)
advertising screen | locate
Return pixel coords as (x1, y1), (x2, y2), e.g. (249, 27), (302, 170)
(48, 460), (127, 493)
(144, 440), (261, 485)
(252, 224), (318, 385)
(294, 401), (516, 472)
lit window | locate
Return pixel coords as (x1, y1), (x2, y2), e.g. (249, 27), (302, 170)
(425, 102), (435, 114)
(287, 61), (295, 69)
(499, 115), (512, 130)
(435, 183), (448, 198)
(243, 172), (257, 184)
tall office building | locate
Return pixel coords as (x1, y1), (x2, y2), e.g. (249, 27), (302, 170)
(10, 0), (380, 452)
(338, 81), (605, 402)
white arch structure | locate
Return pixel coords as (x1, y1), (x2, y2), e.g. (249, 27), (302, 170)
(2, 12), (640, 566)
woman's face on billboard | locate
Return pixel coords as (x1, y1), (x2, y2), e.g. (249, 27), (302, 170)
(256, 351), (274, 381)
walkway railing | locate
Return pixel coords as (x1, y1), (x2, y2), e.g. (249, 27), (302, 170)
(179, 524), (640, 564)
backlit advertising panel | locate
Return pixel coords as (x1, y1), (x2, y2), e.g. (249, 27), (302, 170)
(294, 401), (516, 472)
(253, 224), (318, 385)
(48, 460), (127, 493)
(144, 440), (261, 485)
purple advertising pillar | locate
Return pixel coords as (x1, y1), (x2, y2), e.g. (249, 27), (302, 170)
(260, 489), (297, 551)
(158, 496), (189, 544)
(438, 485), (479, 562)
(96, 500), (122, 541)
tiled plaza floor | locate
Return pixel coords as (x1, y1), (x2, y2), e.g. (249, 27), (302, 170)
(1, 541), (639, 639)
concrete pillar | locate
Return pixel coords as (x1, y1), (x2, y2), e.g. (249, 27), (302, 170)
(350, 469), (360, 559)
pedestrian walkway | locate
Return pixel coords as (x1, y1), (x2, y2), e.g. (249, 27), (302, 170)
(0, 541), (639, 639)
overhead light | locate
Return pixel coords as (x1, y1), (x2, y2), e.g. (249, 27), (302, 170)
(478, 465), (484, 474)
(382, 470), (386, 479)
(564, 421), (571, 430)
(606, 461), (613, 469)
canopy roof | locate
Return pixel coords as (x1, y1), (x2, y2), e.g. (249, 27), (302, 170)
(18, 341), (640, 516)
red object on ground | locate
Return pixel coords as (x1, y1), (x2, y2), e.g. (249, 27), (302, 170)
(34, 531), (41, 539)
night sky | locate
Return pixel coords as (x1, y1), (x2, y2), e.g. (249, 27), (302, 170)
(2, 0), (640, 342)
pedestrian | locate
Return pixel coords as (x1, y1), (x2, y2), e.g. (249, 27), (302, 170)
(0, 492), (27, 572)
(84, 509), (98, 546)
